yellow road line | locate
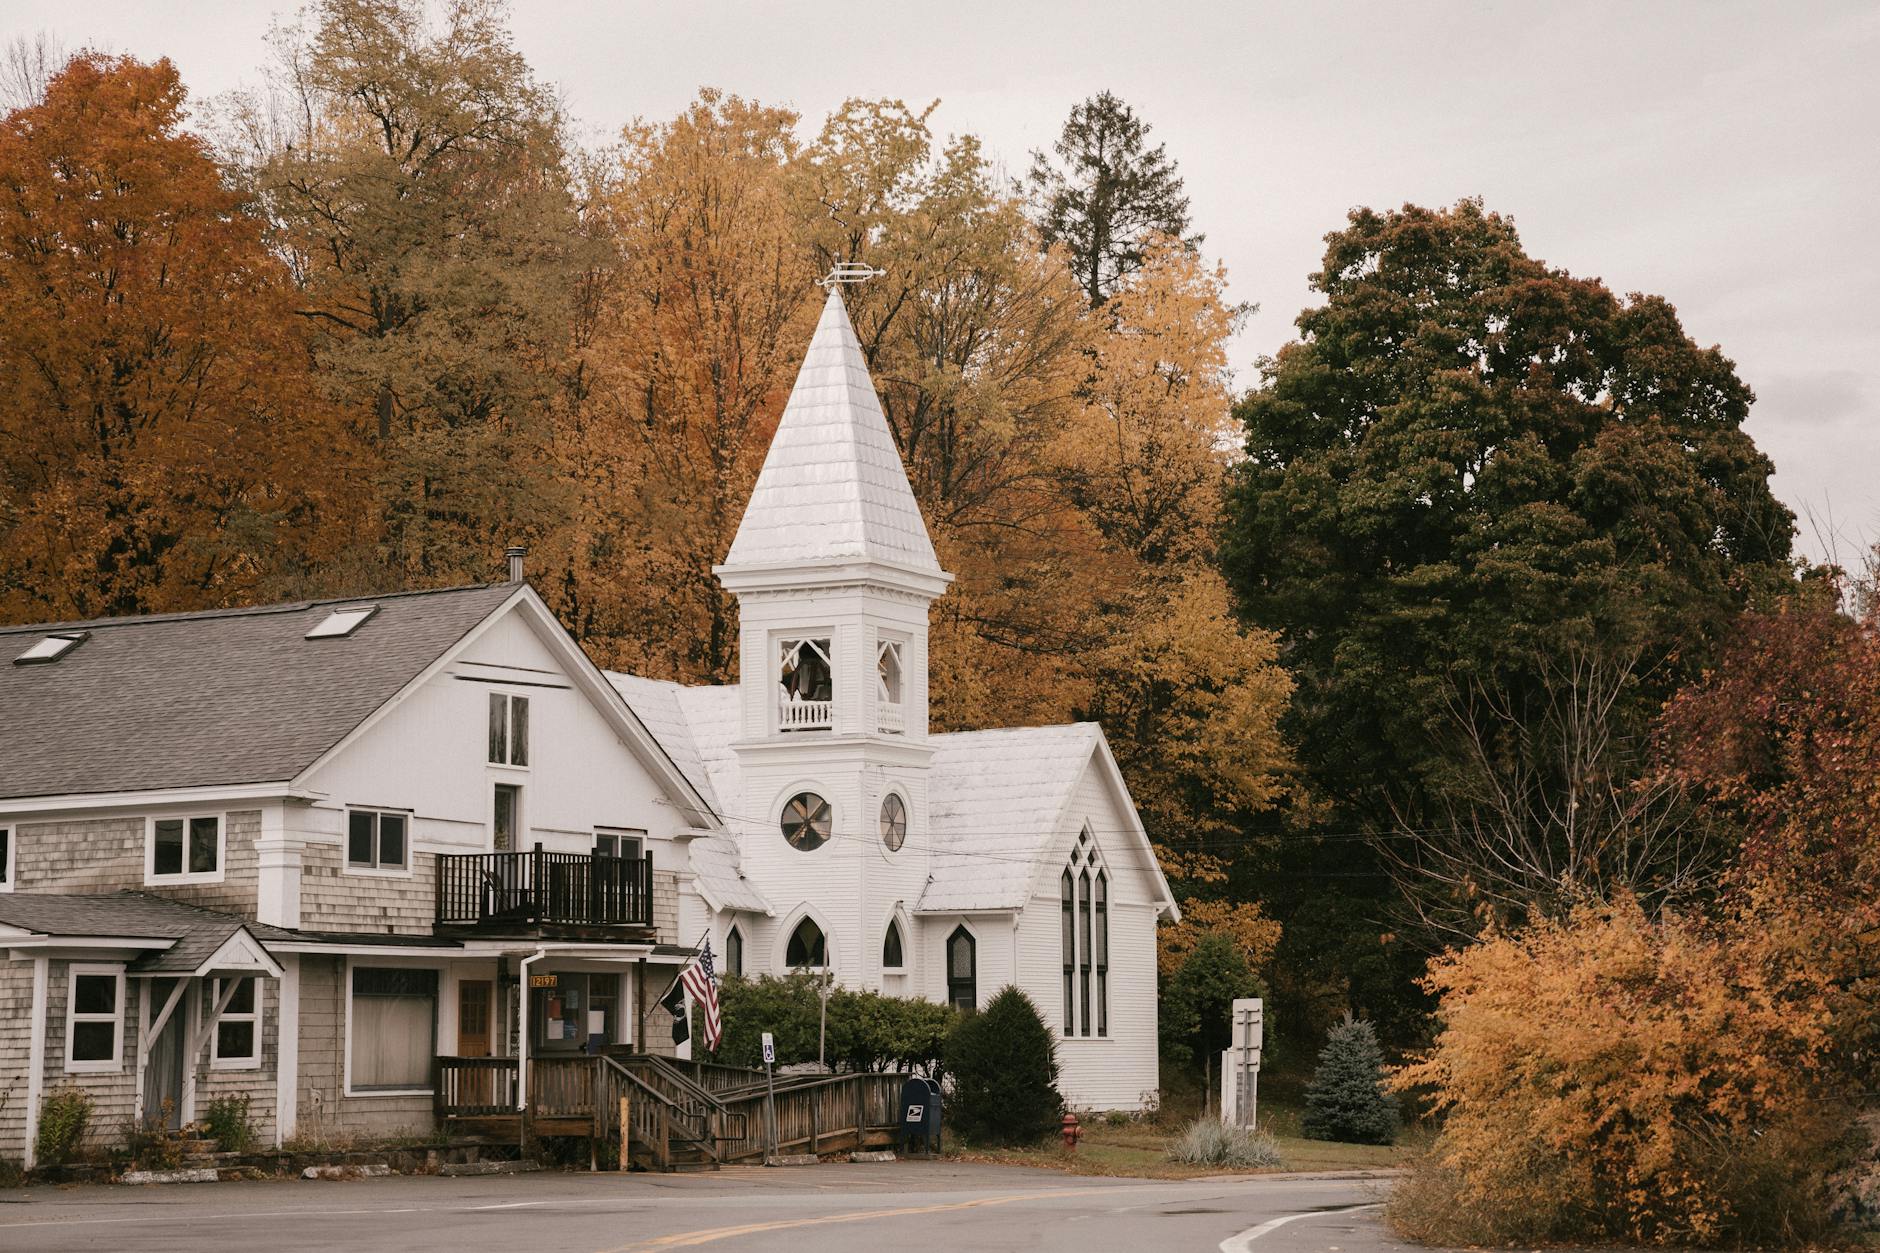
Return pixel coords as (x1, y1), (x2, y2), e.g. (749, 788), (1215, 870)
(598, 1186), (1111, 1251)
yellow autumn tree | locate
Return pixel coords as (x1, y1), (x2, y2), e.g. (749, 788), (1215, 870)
(1391, 894), (1850, 1246)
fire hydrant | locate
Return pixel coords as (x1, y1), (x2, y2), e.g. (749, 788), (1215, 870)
(1060, 1111), (1083, 1151)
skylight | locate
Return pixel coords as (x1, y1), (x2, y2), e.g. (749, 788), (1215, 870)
(14, 631), (88, 665)
(305, 606), (379, 639)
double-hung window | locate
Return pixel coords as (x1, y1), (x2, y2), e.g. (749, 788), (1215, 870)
(349, 967), (437, 1093)
(209, 977), (261, 1069)
(347, 809), (409, 872)
(149, 815), (221, 881)
(65, 965), (124, 1072)
(488, 692), (529, 766)
(594, 829), (643, 861)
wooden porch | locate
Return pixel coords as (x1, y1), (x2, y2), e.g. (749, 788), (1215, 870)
(435, 1055), (911, 1171)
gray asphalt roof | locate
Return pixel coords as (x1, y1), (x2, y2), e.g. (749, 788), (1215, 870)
(0, 583), (518, 800)
(0, 891), (301, 972)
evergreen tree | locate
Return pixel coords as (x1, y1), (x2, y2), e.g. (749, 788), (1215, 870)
(1302, 1014), (1397, 1145)
(1027, 91), (1199, 305)
(944, 987), (1062, 1145)
(1159, 931), (1261, 1073)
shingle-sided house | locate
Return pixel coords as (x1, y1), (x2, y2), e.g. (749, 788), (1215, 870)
(0, 581), (717, 1167)
(0, 285), (1175, 1169)
(611, 288), (1179, 1111)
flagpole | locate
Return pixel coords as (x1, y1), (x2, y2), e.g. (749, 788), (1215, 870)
(651, 926), (716, 1007)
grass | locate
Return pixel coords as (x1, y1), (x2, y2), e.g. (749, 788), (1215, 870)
(948, 1097), (1421, 1179)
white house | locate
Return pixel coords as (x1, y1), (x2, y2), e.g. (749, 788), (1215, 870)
(610, 286), (1179, 1111)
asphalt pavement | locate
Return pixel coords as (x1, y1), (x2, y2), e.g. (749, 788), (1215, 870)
(0, 1160), (1415, 1253)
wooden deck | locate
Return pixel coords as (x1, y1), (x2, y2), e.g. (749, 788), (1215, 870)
(434, 1056), (912, 1170)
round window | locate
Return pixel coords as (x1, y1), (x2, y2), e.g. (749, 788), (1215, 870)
(781, 792), (831, 851)
(879, 793), (907, 852)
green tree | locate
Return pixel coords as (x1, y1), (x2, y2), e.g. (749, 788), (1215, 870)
(1222, 200), (1795, 934)
(944, 987), (1061, 1144)
(1302, 1014), (1396, 1145)
(1027, 90), (1199, 306)
(234, 0), (591, 586)
(1159, 931), (1260, 1073)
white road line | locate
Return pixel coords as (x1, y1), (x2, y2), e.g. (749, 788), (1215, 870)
(1219, 1202), (1382, 1252)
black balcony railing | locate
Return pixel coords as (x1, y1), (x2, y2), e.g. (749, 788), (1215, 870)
(435, 851), (653, 929)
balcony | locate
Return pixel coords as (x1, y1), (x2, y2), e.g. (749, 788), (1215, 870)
(435, 851), (653, 934)
(778, 697), (832, 732)
(877, 701), (905, 734)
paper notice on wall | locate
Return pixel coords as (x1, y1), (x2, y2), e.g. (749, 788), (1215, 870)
(587, 1010), (605, 1035)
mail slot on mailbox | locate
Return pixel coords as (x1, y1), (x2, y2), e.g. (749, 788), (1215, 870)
(899, 1076), (941, 1157)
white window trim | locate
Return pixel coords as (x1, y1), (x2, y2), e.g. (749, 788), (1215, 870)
(487, 692), (531, 769)
(594, 827), (645, 861)
(144, 813), (226, 886)
(208, 976), (263, 1071)
(343, 808), (414, 878)
(342, 958), (444, 1098)
(881, 915), (908, 974)
(0, 824), (13, 892)
(64, 964), (126, 1073)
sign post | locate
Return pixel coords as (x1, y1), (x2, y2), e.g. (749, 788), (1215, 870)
(761, 1031), (777, 1162)
(1228, 998), (1263, 1129)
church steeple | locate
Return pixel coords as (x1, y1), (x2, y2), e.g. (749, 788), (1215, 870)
(716, 280), (950, 746)
(721, 288), (942, 578)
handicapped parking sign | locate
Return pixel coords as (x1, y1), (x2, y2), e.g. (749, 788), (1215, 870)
(761, 1032), (775, 1066)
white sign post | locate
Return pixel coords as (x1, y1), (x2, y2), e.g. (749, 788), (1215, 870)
(1221, 998), (1263, 1129)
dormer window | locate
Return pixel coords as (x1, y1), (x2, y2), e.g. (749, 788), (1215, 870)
(877, 640), (905, 733)
(778, 638), (832, 732)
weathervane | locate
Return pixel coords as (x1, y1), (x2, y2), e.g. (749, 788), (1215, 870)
(817, 261), (886, 289)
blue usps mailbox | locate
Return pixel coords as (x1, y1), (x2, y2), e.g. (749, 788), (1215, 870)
(899, 1076), (941, 1157)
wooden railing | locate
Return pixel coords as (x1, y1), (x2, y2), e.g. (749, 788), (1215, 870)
(877, 701), (905, 733)
(435, 1056), (518, 1115)
(778, 698), (832, 731)
(434, 851), (652, 928)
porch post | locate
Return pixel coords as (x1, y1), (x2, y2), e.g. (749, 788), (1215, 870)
(276, 957), (300, 1146)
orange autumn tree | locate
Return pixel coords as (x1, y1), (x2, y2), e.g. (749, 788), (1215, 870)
(1392, 895), (1846, 1246)
(0, 54), (356, 622)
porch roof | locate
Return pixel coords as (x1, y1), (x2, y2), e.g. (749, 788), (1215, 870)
(0, 891), (299, 974)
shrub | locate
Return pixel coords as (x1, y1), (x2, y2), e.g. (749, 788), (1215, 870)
(1391, 896), (1853, 1246)
(201, 1094), (258, 1153)
(945, 986), (1062, 1145)
(1302, 1014), (1396, 1145)
(708, 974), (955, 1074)
(35, 1086), (92, 1166)
(1166, 1117), (1282, 1168)
(119, 1114), (184, 1172)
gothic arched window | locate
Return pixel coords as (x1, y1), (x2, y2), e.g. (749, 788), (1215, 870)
(786, 916), (827, 969)
(725, 924), (744, 978)
(1062, 828), (1109, 1038)
(946, 926), (977, 1012)
(882, 919), (905, 970)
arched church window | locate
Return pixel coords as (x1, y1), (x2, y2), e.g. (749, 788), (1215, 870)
(780, 792), (831, 851)
(882, 919), (905, 970)
(725, 924), (744, 978)
(786, 916), (826, 969)
(1062, 828), (1108, 1038)
(946, 926), (976, 1012)
(879, 793), (907, 852)
(1060, 869), (1075, 1037)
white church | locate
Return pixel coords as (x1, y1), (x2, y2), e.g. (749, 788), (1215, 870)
(611, 284), (1179, 1110)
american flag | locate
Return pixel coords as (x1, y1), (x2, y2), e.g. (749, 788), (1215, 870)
(680, 939), (721, 1051)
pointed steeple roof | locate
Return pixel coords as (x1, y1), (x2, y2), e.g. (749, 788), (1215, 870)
(722, 288), (941, 573)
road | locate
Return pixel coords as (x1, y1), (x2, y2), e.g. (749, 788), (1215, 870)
(0, 1161), (1414, 1253)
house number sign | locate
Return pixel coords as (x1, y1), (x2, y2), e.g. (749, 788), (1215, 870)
(529, 974), (559, 989)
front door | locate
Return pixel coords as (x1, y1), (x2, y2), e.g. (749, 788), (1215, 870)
(142, 979), (186, 1130)
(458, 980), (492, 1056)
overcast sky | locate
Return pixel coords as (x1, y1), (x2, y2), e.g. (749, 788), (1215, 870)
(11, 0), (1877, 564)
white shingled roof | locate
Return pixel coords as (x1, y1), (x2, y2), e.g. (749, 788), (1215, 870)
(918, 724), (1103, 913)
(722, 289), (941, 572)
(607, 674), (771, 915)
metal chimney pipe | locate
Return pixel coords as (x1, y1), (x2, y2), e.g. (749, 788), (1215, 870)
(505, 545), (527, 584)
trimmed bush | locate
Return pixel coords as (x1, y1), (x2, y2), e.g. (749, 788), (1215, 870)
(945, 986), (1062, 1145)
(708, 974), (955, 1075)
(1302, 1014), (1396, 1145)
(35, 1086), (91, 1166)
(1167, 1116), (1283, 1168)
